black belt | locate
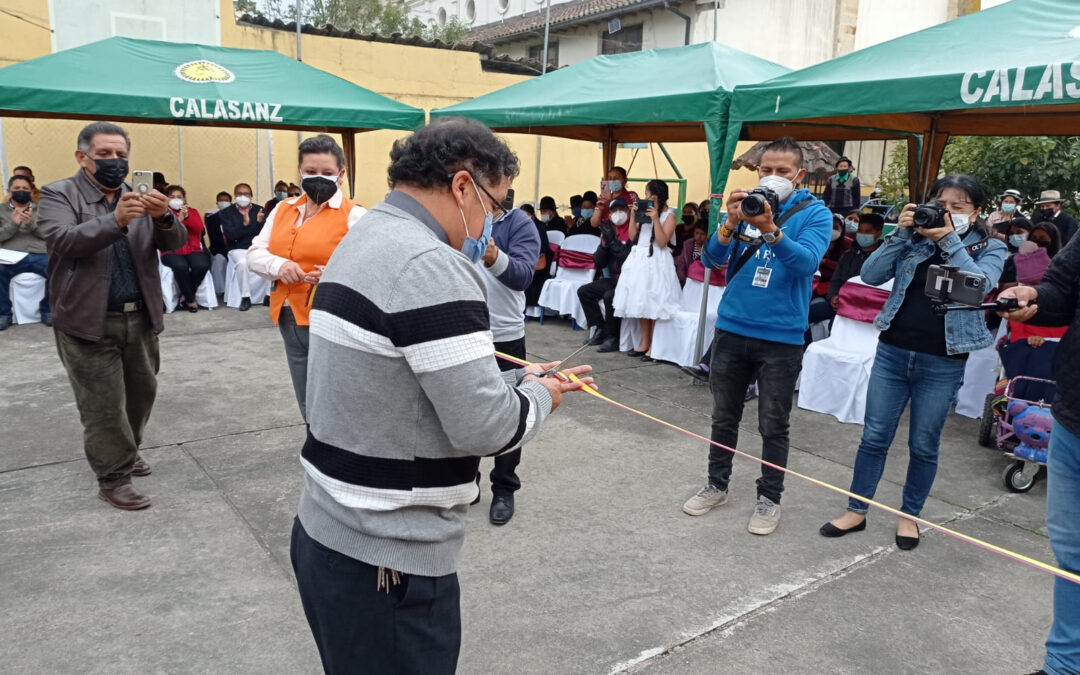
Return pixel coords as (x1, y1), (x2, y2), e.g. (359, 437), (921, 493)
(106, 300), (144, 313)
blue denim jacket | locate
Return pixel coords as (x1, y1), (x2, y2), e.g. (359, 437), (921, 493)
(860, 225), (1007, 355)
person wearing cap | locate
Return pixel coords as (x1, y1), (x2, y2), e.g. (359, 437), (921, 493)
(538, 195), (566, 235)
(987, 189), (1024, 237)
(821, 156), (861, 215)
(1035, 189), (1078, 246)
(826, 212), (885, 310)
(567, 191), (598, 236)
(578, 197), (632, 352)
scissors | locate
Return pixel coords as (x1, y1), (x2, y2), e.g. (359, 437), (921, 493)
(540, 342), (592, 379)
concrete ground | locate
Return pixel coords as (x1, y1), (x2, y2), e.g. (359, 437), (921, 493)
(0, 307), (1057, 674)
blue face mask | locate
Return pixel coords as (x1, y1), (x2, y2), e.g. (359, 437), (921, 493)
(855, 233), (878, 248)
(459, 178), (493, 264)
(608, 180), (623, 193)
(1001, 202), (1017, 213)
(844, 218), (859, 234)
(1009, 233), (1028, 248)
(580, 208), (594, 220)
(571, 207), (581, 219)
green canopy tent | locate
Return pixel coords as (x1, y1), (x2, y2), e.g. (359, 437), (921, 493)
(0, 36), (425, 196)
(722, 0), (1080, 201)
(430, 41), (789, 218)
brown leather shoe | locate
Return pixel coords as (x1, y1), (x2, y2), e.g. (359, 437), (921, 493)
(131, 457), (152, 477)
(98, 484), (152, 510)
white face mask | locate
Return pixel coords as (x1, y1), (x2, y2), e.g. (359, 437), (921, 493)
(217, 200), (231, 210)
(758, 174), (795, 202)
(235, 195), (252, 208)
(610, 211), (629, 226)
(844, 218), (859, 233)
(168, 198), (184, 211)
(830, 230), (841, 242)
(951, 212), (971, 235)
(540, 213), (552, 223)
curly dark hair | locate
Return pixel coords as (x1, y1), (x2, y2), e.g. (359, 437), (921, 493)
(388, 117), (519, 190)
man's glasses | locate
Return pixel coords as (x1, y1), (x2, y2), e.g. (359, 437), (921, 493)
(447, 172), (505, 218)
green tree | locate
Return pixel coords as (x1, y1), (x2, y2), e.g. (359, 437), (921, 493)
(877, 136), (1080, 211)
(235, 0), (468, 43)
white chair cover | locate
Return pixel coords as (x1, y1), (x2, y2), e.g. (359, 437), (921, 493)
(210, 254), (228, 293)
(546, 230), (566, 274)
(536, 234), (600, 327)
(649, 278), (725, 366)
(797, 276), (893, 424)
(159, 262), (219, 313)
(223, 256), (270, 308)
(10, 272), (45, 324)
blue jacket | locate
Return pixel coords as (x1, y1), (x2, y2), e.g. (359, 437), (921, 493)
(861, 224), (1007, 355)
(477, 207), (540, 342)
(702, 188), (833, 345)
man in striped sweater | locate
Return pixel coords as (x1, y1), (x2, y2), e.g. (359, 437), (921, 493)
(290, 117), (593, 675)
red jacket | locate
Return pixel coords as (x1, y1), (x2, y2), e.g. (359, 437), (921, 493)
(161, 207), (205, 256)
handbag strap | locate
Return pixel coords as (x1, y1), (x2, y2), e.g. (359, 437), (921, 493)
(726, 197), (814, 282)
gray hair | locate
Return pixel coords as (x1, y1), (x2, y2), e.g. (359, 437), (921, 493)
(77, 122), (130, 153)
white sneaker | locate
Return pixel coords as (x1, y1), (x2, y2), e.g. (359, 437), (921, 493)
(747, 495), (781, 535)
(682, 484), (728, 516)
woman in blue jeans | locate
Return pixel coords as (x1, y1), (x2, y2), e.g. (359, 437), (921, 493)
(820, 175), (1006, 549)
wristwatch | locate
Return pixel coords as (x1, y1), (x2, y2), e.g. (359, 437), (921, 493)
(762, 230), (780, 244)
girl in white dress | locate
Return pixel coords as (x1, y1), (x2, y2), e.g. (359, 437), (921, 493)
(613, 179), (682, 360)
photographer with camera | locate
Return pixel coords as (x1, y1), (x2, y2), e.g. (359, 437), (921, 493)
(681, 137), (832, 536)
(997, 234), (1080, 675)
(820, 174), (1006, 549)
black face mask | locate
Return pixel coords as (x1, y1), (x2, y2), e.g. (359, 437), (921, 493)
(90, 157), (128, 189)
(682, 215), (695, 225)
(1039, 208), (1056, 221)
(302, 176), (337, 205)
(10, 190), (32, 205)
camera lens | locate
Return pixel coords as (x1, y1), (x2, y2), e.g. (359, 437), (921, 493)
(742, 194), (765, 218)
(912, 206), (937, 229)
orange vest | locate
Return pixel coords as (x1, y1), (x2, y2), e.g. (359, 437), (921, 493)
(268, 194), (354, 326)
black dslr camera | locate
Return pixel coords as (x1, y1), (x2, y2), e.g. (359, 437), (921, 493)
(741, 187), (780, 218)
(925, 264), (1019, 315)
(911, 201), (949, 229)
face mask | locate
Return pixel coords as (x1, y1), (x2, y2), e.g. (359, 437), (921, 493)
(682, 214), (695, 225)
(90, 157), (128, 189)
(608, 180), (623, 193)
(540, 213), (552, 223)
(217, 200), (231, 210)
(1039, 208), (1055, 221)
(580, 208), (594, 220)
(1009, 233), (1028, 248)
(301, 175), (338, 205)
(275, 190), (288, 201)
(1034, 239), (1050, 249)
(10, 190), (32, 205)
(950, 212), (971, 235)
(610, 211), (629, 226)
(459, 178), (493, 265)
(168, 198), (184, 211)
(830, 230), (841, 242)
(235, 195), (252, 208)
(844, 218), (859, 233)
(855, 233), (878, 248)
(1001, 203), (1017, 213)
(758, 174), (795, 203)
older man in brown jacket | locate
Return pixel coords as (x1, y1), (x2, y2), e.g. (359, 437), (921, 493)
(38, 121), (187, 510)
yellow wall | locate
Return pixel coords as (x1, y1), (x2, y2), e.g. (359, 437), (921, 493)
(0, 0), (749, 214)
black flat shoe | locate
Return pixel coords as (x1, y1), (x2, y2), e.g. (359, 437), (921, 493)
(585, 332), (607, 346)
(597, 338), (620, 353)
(640, 354), (655, 362)
(627, 349), (646, 357)
(186, 304), (199, 313)
(896, 523), (920, 551)
(820, 518), (867, 538)
(490, 495), (514, 525)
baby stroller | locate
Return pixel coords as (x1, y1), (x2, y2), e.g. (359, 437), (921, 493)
(977, 337), (1058, 493)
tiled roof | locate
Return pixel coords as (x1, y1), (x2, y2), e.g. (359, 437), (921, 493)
(465, 0), (670, 44)
(238, 14), (550, 76)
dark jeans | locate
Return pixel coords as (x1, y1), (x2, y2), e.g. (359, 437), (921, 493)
(707, 329), (803, 503)
(486, 336), (526, 496)
(577, 277), (620, 337)
(161, 252), (210, 305)
(278, 306), (310, 421)
(54, 311), (160, 489)
(291, 519), (461, 675)
(0, 252), (49, 317)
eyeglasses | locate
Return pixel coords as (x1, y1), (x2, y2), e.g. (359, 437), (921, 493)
(447, 172), (506, 218)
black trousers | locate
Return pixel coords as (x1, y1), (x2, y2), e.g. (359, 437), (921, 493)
(706, 329), (803, 503)
(487, 336), (526, 496)
(291, 519), (461, 675)
(577, 277), (619, 337)
(161, 252), (211, 304)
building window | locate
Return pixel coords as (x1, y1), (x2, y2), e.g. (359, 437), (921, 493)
(465, 0), (475, 22)
(437, 7), (447, 26)
(601, 23), (643, 55)
(527, 41), (559, 69)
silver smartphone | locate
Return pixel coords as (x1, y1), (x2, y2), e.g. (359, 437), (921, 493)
(131, 170), (153, 195)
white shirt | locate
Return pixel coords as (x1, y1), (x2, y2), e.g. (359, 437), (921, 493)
(247, 189), (366, 280)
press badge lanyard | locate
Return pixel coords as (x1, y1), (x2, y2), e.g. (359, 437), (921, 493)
(726, 198), (813, 284)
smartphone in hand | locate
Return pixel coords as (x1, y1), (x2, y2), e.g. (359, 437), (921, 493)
(131, 170), (153, 196)
(599, 179), (612, 202)
(636, 199), (654, 224)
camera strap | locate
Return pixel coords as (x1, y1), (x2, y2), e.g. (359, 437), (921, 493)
(726, 198), (813, 282)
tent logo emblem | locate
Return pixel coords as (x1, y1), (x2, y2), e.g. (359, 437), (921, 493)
(175, 60), (235, 84)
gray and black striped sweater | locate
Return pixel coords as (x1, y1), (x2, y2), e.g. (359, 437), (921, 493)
(297, 192), (553, 577)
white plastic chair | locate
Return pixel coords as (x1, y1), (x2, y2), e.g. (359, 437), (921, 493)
(159, 262), (219, 313)
(9, 272), (46, 324)
(649, 278), (726, 366)
(797, 276), (892, 424)
(210, 254), (228, 294)
(537, 234), (600, 328)
(223, 255), (270, 308)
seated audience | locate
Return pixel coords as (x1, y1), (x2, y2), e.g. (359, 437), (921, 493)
(675, 201), (699, 250)
(9, 165), (40, 203)
(826, 213), (885, 309)
(987, 189), (1023, 239)
(539, 196), (566, 235)
(578, 197), (632, 353)
(843, 210), (861, 236)
(567, 191), (598, 237)
(263, 180), (290, 214)
(204, 191), (232, 257)
(219, 182), (264, 310)
(815, 213), (852, 297)
(675, 222), (708, 286)
(998, 218), (1039, 289)
(0, 174), (49, 329)
(160, 185), (210, 312)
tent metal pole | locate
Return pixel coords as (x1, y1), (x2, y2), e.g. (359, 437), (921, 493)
(295, 0), (303, 62)
(266, 129), (275, 193)
(713, 0), (719, 40)
(532, 0), (552, 204)
(177, 127), (184, 186)
(0, 119), (10, 183)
